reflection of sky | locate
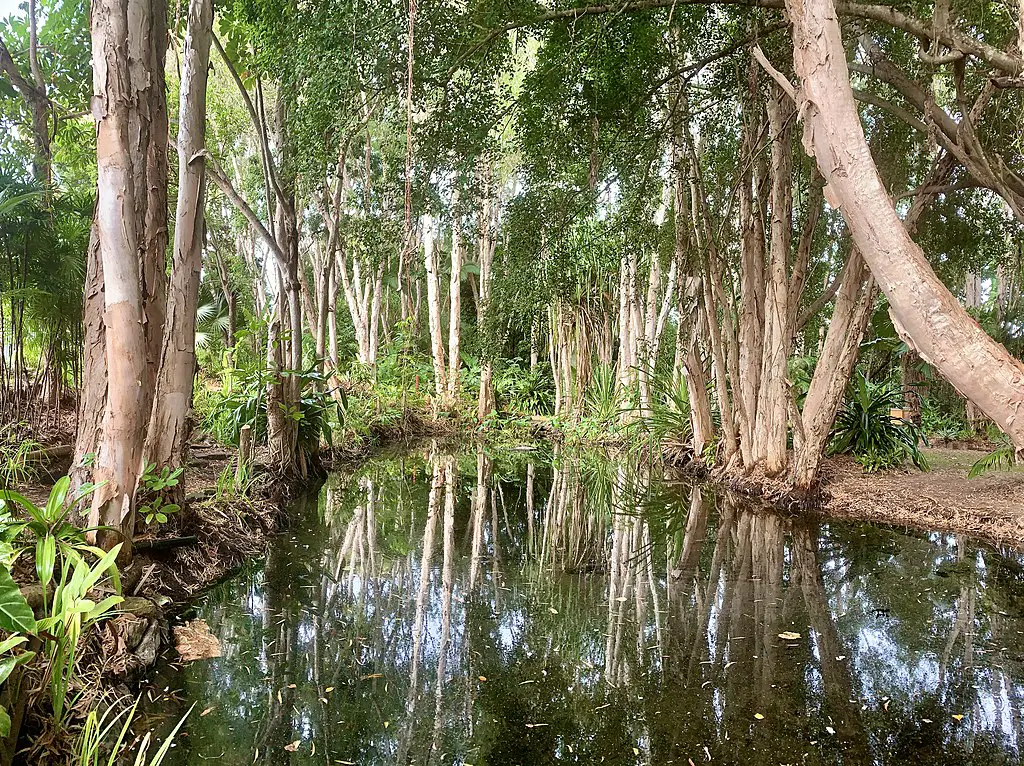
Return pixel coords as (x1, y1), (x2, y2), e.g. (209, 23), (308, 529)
(141, 451), (1024, 765)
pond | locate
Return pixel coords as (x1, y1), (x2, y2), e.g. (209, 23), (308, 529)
(140, 444), (1024, 765)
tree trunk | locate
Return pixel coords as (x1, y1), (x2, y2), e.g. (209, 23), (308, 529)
(793, 252), (875, 488)
(784, 0), (1024, 453)
(446, 215), (462, 408)
(754, 85), (795, 476)
(477, 176), (495, 421)
(71, 227), (104, 501)
(86, 0), (169, 552)
(423, 217), (447, 410)
(144, 0), (213, 481)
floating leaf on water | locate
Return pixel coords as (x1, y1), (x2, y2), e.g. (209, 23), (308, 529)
(325, 687), (334, 693)
(284, 741), (300, 752)
(478, 676), (487, 681)
(922, 718), (933, 723)
(778, 632), (801, 641)
(825, 726), (835, 735)
(548, 607), (558, 614)
(754, 713), (764, 720)
(200, 706), (214, 717)
(952, 714), (964, 721)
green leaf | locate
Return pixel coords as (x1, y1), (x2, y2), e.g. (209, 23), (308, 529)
(0, 636), (26, 655)
(0, 567), (35, 634)
(0, 705), (10, 738)
(36, 536), (56, 595)
(0, 657), (18, 686)
(45, 476), (71, 523)
(87, 595), (123, 622)
(0, 491), (43, 525)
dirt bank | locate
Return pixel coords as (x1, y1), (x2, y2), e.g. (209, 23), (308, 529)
(819, 447), (1024, 549)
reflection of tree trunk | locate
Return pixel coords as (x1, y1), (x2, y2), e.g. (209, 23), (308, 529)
(939, 536), (976, 684)
(431, 456), (456, 756)
(526, 462), (536, 557)
(470, 446), (491, 589)
(684, 497), (735, 685)
(396, 452), (442, 765)
(791, 524), (870, 758)
(674, 485), (709, 577)
(254, 515), (303, 763)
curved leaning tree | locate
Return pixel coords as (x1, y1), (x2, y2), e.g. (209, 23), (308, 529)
(776, 0), (1024, 459)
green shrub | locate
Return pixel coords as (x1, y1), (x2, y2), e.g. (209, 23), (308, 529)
(584, 364), (618, 422)
(830, 373), (928, 472)
(496, 360), (554, 415)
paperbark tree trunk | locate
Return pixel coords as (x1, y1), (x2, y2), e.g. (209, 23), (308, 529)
(793, 152), (952, 489)
(446, 216), (462, 408)
(423, 217), (448, 410)
(793, 251), (874, 488)
(784, 0), (1024, 453)
(144, 0), (213, 481)
(476, 175), (496, 420)
(86, 0), (169, 552)
(754, 86), (795, 476)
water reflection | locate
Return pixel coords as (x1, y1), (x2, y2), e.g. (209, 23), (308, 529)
(143, 445), (1024, 765)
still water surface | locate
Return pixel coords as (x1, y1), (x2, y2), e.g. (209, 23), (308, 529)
(142, 445), (1024, 765)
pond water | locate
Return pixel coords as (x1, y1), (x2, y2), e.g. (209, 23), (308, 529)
(141, 444), (1024, 765)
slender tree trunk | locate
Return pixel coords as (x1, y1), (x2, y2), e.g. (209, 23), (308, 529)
(783, 0), (1024, 453)
(423, 218), (447, 410)
(144, 0), (212, 482)
(793, 252), (875, 488)
(71, 228), (103, 500)
(446, 215), (462, 407)
(477, 175), (495, 420)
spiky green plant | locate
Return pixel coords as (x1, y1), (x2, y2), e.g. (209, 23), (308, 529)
(830, 373), (928, 472)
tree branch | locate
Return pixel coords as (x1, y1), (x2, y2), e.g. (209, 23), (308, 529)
(448, 0), (1023, 79)
(200, 145), (288, 271)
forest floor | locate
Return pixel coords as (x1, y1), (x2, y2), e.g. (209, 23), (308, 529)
(820, 447), (1024, 548)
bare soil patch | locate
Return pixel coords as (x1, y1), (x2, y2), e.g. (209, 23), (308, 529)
(821, 447), (1024, 548)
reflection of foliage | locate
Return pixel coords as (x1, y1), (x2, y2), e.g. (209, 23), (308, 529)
(138, 446), (1024, 766)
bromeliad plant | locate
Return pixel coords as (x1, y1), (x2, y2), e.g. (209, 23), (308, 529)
(830, 373), (929, 472)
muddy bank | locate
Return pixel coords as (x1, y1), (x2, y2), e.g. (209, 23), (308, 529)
(819, 448), (1024, 549)
(689, 447), (1024, 550)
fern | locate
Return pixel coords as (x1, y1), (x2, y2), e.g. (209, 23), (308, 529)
(968, 443), (1016, 478)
